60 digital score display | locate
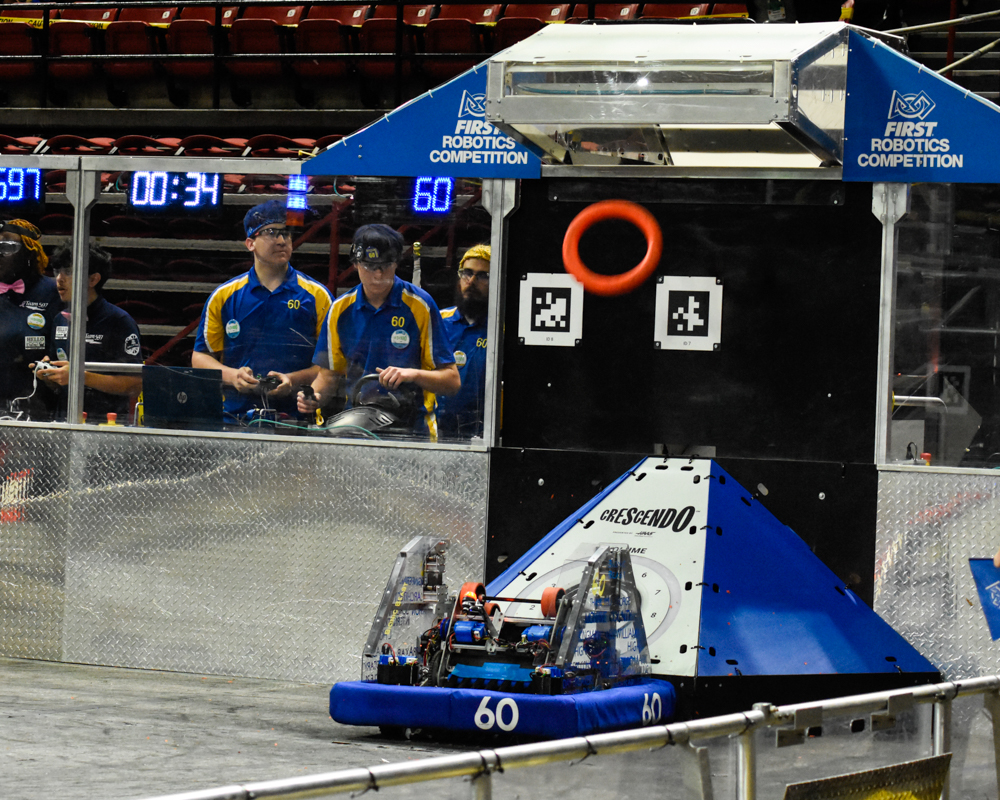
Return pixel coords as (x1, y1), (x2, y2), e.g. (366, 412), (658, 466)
(412, 177), (453, 213)
(128, 171), (221, 212)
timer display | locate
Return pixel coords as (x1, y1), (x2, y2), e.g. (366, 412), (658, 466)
(128, 171), (222, 211)
(0, 168), (43, 208)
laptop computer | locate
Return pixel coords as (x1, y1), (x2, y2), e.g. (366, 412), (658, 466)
(141, 366), (223, 432)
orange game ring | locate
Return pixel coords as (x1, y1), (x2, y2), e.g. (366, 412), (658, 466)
(562, 199), (663, 296)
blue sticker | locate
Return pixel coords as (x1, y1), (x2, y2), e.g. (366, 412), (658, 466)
(969, 559), (1000, 640)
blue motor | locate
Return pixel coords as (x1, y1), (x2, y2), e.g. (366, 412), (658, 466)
(453, 620), (487, 644)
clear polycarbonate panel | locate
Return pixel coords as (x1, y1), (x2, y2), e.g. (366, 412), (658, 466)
(890, 183), (1000, 468)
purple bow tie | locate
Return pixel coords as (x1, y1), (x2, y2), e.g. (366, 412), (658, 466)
(0, 279), (24, 295)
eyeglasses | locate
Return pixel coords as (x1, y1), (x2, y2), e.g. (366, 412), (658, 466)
(255, 227), (294, 241)
(0, 240), (23, 257)
(359, 261), (394, 272)
(458, 268), (489, 284)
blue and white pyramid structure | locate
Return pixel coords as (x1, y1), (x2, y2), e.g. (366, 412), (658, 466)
(488, 457), (938, 710)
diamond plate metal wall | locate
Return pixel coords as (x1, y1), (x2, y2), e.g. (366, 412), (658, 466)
(876, 468), (1000, 680)
(0, 426), (487, 683)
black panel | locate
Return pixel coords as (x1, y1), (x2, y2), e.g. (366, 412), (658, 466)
(485, 448), (877, 605)
(678, 672), (940, 720)
(500, 179), (882, 461)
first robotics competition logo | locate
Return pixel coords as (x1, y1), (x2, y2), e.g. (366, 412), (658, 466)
(428, 90), (531, 167)
(855, 90), (964, 170)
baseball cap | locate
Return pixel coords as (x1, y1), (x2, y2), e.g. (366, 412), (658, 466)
(243, 199), (289, 238)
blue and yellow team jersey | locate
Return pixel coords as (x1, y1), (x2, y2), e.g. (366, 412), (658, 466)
(194, 264), (332, 418)
(437, 306), (487, 439)
(314, 276), (454, 437)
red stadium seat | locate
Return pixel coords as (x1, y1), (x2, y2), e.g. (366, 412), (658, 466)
(227, 5), (305, 80)
(419, 4), (501, 82)
(0, 135), (44, 155)
(292, 5), (371, 82)
(0, 6), (43, 81)
(43, 135), (115, 154)
(435, 4), (502, 23)
(105, 6), (179, 81)
(493, 4), (570, 50)
(48, 7), (118, 82)
(639, 4), (710, 17)
(246, 134), (318, 157)
(175, 134), (250, 156)
(356, 5), (434, 84)
(709, 3), (749, 15)
(568, 3), (639, 20)
(163, 6), (238, 81)
(110, 135), (182, 155)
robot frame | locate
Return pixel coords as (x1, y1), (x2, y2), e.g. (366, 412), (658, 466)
(330, 536), (675, 738)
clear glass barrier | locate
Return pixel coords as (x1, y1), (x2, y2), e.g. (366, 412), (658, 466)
(892, 183), (1000, 468)
(1, 167), (492, 444)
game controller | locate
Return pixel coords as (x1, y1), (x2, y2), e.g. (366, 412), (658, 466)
(34, 361), (53, 371)
(257, 375), (281, 391)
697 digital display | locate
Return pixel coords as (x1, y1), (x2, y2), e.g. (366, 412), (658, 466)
(127, 171), (221, 213)
(0, 168), (44, 210)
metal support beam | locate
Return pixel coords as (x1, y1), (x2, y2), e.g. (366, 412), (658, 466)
(872, 182), (911, 465)
(64, 168), (99, 424)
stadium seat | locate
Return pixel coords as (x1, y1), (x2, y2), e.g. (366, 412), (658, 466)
(104, 6), (178, 82)
(246, 134), (318, 157)
(110, 257), (156, 279)
(48, 7), (118, 82)
(110, 135), (182, 155)
(357, 5), (435, 82)
(493, 4), (570, 51)
(227, 5), (305, 81)
(420, 4), (501, 82)
(102, 215), (166, 237)
(709, 3), (749, 15)
(292, 4), (371, 82)
(638, 4), (710, 17)
(0, 134), (44, 155)
(568, 3), (638, 20)
(38, 211), (73, 234)
(163, 6), (238, 82)
(0, 6), (43, 82)
(175, 134), (250, 156)
(42, 135), (115, 154)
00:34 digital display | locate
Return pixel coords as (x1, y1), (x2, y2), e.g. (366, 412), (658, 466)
(128, 171), (221, 211)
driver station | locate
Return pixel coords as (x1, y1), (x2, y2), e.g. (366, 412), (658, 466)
(2, 20), (1000, 729)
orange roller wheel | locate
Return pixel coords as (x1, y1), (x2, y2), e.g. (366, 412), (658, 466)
(459, 582), (485, 601)
(562, 199), (663, 296)
(541, 586), (565, 619)
(484, 602), (499, 617)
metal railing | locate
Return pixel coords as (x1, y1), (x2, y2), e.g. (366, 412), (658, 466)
(136, 675), (1000, 800)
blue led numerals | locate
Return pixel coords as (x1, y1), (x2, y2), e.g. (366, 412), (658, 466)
(412, 177), (453, 213)
(130, 171), (221, 209)
(183, 172), (220, 207)
(0, 168), (42, 204)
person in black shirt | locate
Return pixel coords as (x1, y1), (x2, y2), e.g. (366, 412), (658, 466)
(0, 219), (60, 420)
(34, 243), (142, 422)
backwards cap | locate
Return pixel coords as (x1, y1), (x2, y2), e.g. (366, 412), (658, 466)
(243, 199), (288, 238)
(0, 219), (47, 274)
(350, 224), (404, 266)
(459, 244), (490, 270)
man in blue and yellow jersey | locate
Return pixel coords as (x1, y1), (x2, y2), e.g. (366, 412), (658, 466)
(193, 199), (333, 423)
(437, 244), (490, 440)
(297, 224), (458, 438)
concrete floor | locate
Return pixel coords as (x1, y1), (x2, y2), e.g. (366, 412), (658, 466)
(4, 656), (998, 800)
(0, 657), (464, 800)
